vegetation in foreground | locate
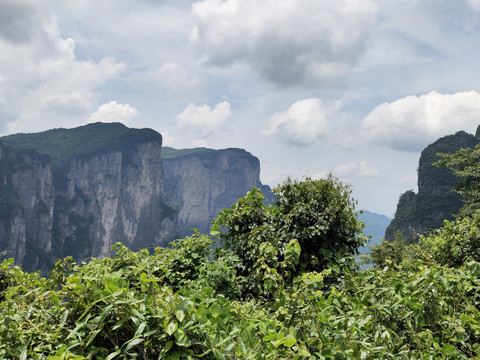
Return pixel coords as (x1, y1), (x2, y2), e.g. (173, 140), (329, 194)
(1, 176), (480, 359)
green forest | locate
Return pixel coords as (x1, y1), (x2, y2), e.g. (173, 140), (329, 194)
(2, 145), (480, 359)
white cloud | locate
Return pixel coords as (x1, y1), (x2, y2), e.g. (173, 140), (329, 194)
(335, 162), (357, 175)
(466, 0), (480, 11)
(262, 98), (338, 147)
(160, 132), (176, 147)
(0, 15), (124, 134)
(191, 0), (377, 88)
(361, 91), (480, 151)
(335, 161), (379, 178)
(176, 101), (232, 137)
(359, 162), (380, 177)
(151, 62), (203, 100)
(87, 101), (139, 126)
(311, 171), (330, 180)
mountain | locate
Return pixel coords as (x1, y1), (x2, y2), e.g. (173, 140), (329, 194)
(358, 210), (391, 252)
(0, 123), (271, 273)
(385, 129), (479, 242)
(162, 147), (273, 237)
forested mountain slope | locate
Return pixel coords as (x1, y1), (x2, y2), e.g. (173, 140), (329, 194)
(386, 128), (479, 242)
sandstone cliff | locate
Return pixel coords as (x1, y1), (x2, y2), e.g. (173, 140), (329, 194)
(385, 130), (479, 242)
(55, 141), (177, 261)
(162, 147), (272, 237)
(0, 123), (177, 273)
(0, 145), (54, 273)
(0, 123), (272, 273)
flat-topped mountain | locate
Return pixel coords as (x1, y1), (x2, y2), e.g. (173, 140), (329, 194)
(0, 123), (271, 273)
(163, 146), (273, 237)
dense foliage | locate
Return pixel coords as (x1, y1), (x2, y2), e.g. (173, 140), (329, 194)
(3, 241), (480, 359)
(436, 143), (480, 216)
(212, 177), (365, 288)
(161, 147), (214, 160)
(0, 122), (162, 185)
(385, 131), (477, 242)
(421, 211), (480, 268)
(2, 177), (480, 359)
(366, 210), (480, 269)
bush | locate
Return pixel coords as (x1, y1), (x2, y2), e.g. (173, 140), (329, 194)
(212, 176), (366, 297)
(420, 211), (480, 267)
(2, 242), (480, 358)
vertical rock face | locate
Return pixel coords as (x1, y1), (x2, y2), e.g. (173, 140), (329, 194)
(0, 123), (178, 273)
(163, 147), (272, 237)
(0, 123), (272, 273)
(0, 145), (55, 272)
(385, 130), (479, 242)
(56, 142), (176, 262)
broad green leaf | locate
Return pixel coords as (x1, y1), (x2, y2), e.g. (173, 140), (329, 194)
(174, 328), (185, 342)
(105, 351), (120, 360)
(164, 340), (173, 353)
(125, 337), (143, 352)
(135, 322), (146, 337)
(167, 321), (178, 336)
(175, 310), (185, 323)
(225, 343), (235, 353)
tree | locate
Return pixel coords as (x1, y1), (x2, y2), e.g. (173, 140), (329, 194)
(211, 176), (366, 293)
(435, 143), (480, 216)
(420, 211), (480, 267)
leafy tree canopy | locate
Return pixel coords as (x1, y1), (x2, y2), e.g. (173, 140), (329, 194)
(2, 177), (480, 359)
(212, 176), (366, 296)
(435, 143), (480, 216)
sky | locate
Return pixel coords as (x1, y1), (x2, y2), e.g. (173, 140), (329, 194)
(1, 0), (480, 216)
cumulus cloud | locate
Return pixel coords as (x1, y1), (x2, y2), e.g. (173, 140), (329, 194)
(262, 98), (339, 147)
(190, 0), (377, 88)
(335, 161), (379, 178)
(87, 101), (139, 126)
(361, 91), (480, 151)
(0, 12), (124, 134)
(466, 0), (480, 11)
(176, 101), (232, 137)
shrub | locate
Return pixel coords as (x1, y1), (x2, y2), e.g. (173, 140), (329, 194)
(212, 176), (366, 297)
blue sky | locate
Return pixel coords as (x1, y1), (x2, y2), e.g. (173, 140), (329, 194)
(1, 0), (480, 216)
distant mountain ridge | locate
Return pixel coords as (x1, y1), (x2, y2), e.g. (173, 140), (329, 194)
(358, 210), (391, 252)
(385, 127), (480, 242)
(0, 122), (271, 273)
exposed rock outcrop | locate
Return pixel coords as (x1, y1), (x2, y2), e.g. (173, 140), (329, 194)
(0, 123), (272, 273)
(56, 141), (176, 262)
(162, 147), (272, 237)
(0, 123), (178, 272)
(0, 145), (54, 273)
(385, 130), (479, 242)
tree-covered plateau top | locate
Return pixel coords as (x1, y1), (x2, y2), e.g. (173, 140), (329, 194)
(0, 122), (162, 186)
(0, 122), (162, 171)
(162, 146), (260, 167)
(161, 146), (214, 160)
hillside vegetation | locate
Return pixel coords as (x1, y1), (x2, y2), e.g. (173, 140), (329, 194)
(0, 122), (162, 182)
(162, 147), (213, 160)
(385, 130), (479, 242)
(1, 177), (480, 359)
